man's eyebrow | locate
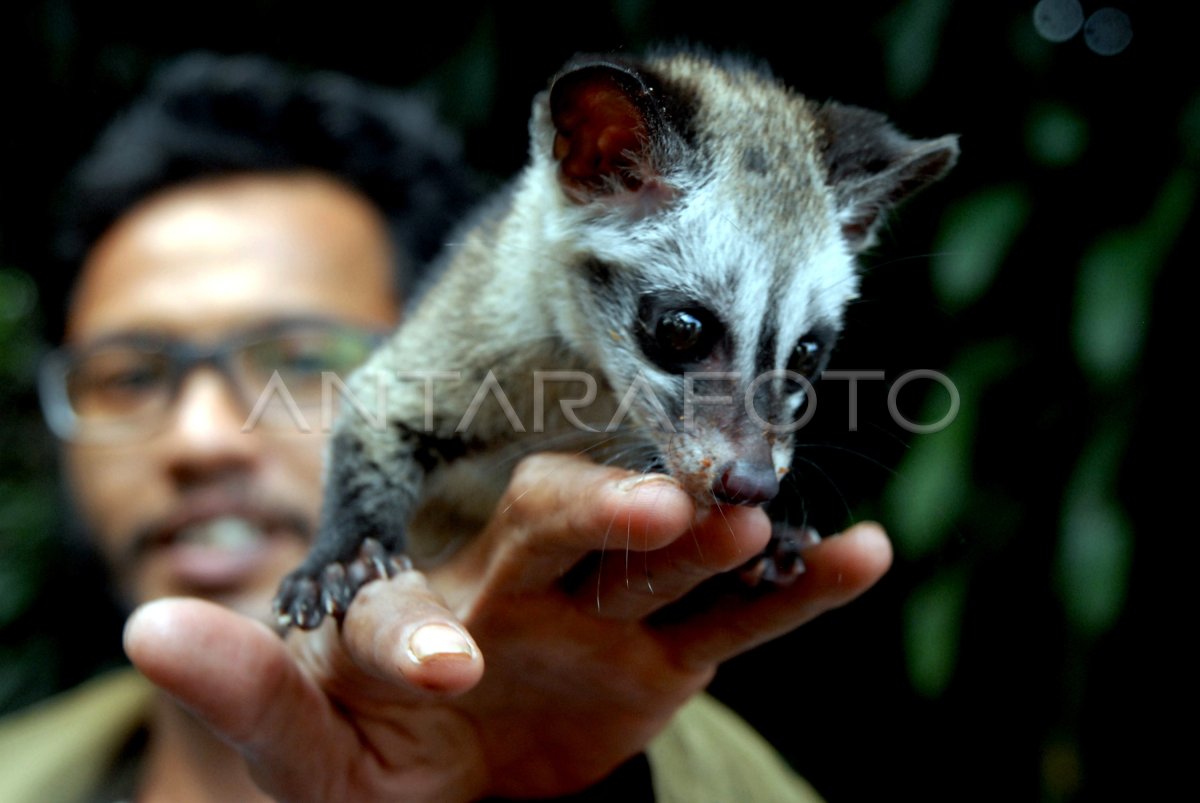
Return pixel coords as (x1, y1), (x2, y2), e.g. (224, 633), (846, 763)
(68, 316), (387, 352)
(66, 329), (176, 353)
(239, 315), (370, 333)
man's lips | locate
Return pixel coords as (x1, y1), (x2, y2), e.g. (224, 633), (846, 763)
(175, 515), (266, 550)
(128, 494), (312, 560)
(125, 495), (312, 590)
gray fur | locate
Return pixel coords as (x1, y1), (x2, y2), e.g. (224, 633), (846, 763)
(274, 49), (959, 630)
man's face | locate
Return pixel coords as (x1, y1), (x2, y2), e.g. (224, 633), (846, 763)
(62, 173), (399, 620)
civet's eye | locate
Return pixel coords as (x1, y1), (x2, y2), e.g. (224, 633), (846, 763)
(638, 297), (725, 373)
(654, 308), (723, 364)
(658, 310), (704, 353)
(788, 333), (829, 378)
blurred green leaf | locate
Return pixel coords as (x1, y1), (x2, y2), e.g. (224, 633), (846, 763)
(0, 639), (59, 713)
(931, 185), (1031, 311)
(1011, 9), (1056, 72)
(42, 0), (79, 81)
(418, 14), (498, 129)
(0, 268), (44, 383)
(885, 410), (969, 558)
(1042, 734), (1083, 802)
(613, 0), (652, 34)
(1026, 103), (1089, 167)
(0, 268), (38, 324)
(0, 483), (56, 630)
(1056, 422), (1132, 638)
(886, 340), (1018, 558)
(1072, 232), (1145, 382)
(1181, 93), (1200, 165)
(0, 336), (40, 381)
(882, 0), (952, 99)
(903, 568), (966, 698)
(1074, 170), (1194, 383)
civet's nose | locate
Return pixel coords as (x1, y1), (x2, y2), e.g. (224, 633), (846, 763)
(712, 460), (780, 506)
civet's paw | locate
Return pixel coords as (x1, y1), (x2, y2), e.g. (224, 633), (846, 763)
(273, 537), (411, 630)
(739, 524), (821, 587)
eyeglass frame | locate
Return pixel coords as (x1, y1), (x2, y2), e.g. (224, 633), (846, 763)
(38, 317), (387, 444)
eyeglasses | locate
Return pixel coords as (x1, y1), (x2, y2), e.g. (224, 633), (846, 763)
(38, 319), (385, 444)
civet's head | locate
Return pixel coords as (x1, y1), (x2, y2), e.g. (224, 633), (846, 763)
(531, 50), (958, 505)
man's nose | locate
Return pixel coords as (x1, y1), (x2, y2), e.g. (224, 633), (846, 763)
(159, 367), (260, 482)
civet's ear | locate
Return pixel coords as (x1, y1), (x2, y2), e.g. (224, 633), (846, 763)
(549, 60), (668, 198)
(817, 101), (959, 253)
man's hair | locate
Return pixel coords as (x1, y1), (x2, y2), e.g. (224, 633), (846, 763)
(55, 52), (476, 316)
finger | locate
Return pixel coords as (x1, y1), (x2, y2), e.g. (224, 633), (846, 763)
(123, 598), (357, 799)
(449, 453), (695, 596)
(582, 503), (773, 620)
(330, 568), (484, 697)
(657, 522), (893, 668)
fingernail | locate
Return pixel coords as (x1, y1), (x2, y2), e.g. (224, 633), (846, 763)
(408, 623), (475, 663)
(615, 473), (679, 493)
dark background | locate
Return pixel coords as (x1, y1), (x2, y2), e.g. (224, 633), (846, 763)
(0, 2), (1189, 800)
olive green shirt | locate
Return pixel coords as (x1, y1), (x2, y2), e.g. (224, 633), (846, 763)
(0, 669), (822, 803)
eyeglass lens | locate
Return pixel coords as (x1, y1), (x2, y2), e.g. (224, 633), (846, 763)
(53, 324), (380, 442)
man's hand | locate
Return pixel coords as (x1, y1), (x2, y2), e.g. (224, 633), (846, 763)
(124, 453), (892, 802)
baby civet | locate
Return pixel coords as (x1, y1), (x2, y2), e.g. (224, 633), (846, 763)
(274, 49), (958, 629)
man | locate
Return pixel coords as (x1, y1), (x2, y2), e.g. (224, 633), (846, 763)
(1, 53), (891, 801)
